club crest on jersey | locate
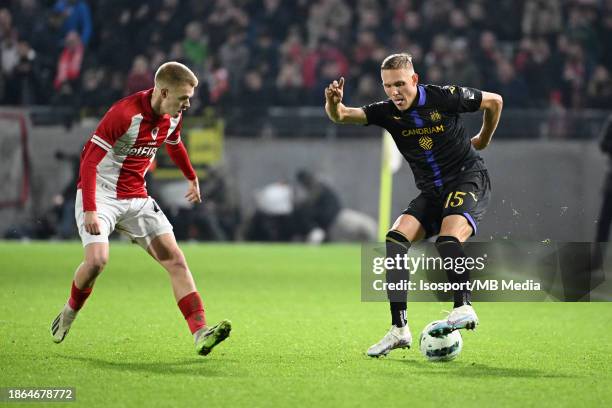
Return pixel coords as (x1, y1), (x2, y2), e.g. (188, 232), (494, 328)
(151, 127), (159, 139)
(419, 136), (433, 150)
(430, 110), (441, 122)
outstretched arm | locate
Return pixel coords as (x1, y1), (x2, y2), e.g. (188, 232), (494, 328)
(471, 91), (503, 150)
(324, 77), (368, 125)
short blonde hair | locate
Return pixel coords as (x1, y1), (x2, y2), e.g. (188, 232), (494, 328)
(381, 53), (414, 70)
(154, 61), (198, 88)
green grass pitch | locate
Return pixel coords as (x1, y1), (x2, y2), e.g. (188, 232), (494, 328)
(1, 242), (611, 407)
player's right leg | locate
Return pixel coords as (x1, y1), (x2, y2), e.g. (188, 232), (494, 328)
(51, 243), (109, 343)
(52, 190), (119, 343)
(367, 213), (426, 357)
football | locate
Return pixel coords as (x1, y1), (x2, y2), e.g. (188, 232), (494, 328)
(419, 320), (463, 362)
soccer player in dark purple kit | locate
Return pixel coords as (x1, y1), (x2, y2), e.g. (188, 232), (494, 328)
(324, 53), (503, 357)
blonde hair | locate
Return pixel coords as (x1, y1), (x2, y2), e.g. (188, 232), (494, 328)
(154, 61), (198, 88)
(381, 53), (414, 70)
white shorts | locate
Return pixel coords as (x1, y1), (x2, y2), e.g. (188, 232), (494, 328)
(75, 189), (173, 249)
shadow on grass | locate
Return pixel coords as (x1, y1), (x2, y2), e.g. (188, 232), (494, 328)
(387, 359), (578, 379)
(55, 354), (242, 377)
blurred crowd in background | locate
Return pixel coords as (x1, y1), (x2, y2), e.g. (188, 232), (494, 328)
(1, 0), (612, 243)
(0, 0), (611, 117)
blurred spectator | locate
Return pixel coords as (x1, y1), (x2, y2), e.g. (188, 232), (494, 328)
(251, 0), (290, 40)
(52, 30), (83, 128)
(352, 73), (381, 107)
(0, 7), (14, 40)
(306, 0), (352, 49)
(53, 30), (83, 91)
(561, 41), (591, 108)
(206, 56), (230, 105)
(304, 39), (349, 102)
(250, 29), (278, 80)
(172, 166), (240, 242)
(276, 55), (304, 106)
(403, 10), (430, 48)
(143, 0), (187, 53)
(0, 0), (611, 112)
(0, 11), (19, 102)
(522, 0), (562, 38)
(245, 180), (294, 241)
(424, 65), (444, 84)
(521, 38), (560, 107)
(564, 4), (600, 64)
(447, 8), (472, 40)
(238, 69), (270, 134)
(52, 0), (92, 47)
(492, 59), (530, 108)
(294, 169), (341, 243)
(446, 38), (481, 88)
(207, 0), (249, 50)
(124, 55), (153, 95)
(473, 30), (504, 90)
(80, 68), (116, 117)
(219, 29), (250, 94)
(10, 1), (51, 48)
(587, 65), (612, 109)
(183, 21), (208, 67)
(3, 40), (39, 104)
(424, 34), (453, 75)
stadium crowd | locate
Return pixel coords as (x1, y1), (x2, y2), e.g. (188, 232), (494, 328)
(0, 0), (611, 116)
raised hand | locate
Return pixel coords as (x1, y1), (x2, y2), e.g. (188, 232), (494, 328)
(325, 77), (345, 106)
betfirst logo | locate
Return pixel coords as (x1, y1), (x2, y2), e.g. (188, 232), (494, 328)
(118, 145), (158, 157)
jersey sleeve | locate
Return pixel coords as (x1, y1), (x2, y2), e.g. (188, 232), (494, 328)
(165, 116), (182, 145)
(361, 101), (389, 126)
(436, 85), (483, 114)
(165, 140), (197, 180)
(90, 105), (130, 151)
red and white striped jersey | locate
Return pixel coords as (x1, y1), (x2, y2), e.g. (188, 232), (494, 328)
(77, 88), (183, 200)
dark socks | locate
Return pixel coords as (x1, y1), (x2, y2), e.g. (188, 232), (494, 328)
(385, 230), (411, 327)
(435, 235), (471, 308)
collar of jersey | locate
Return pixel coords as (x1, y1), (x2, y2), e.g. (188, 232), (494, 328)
(141, 88), (164, 121)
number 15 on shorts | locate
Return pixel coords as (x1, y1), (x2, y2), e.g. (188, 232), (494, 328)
(444, 191), (477, 208)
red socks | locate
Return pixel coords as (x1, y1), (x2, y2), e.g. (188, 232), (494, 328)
(177, 292), (207, 334)
(68, 281), (93, 311)
(67, 283), (206, 334)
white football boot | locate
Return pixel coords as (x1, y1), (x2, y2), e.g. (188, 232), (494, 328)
(51, 304), (78, 343)
(194, 319), (232, 356)
(427, 304), (479, 337)
(366, 325), (412, 357)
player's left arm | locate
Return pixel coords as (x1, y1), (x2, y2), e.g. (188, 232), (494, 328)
(471, 91), (503, 150)
(165, 119), (201, 204)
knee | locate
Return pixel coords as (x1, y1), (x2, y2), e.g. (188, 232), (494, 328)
(84, 253), (108, 273)
(165, 249), (188, 272)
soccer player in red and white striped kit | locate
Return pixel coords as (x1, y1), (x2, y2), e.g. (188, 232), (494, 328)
(50, 62), (231, 356)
